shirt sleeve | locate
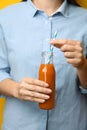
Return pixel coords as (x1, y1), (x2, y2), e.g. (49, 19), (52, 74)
(79, 35), (87, 94)
(76, 76), (87, 94)
(0, 24), (12, 97)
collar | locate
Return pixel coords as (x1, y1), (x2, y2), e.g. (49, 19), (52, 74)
(27, 0), (69, 17)
(51, 0), (69, 17)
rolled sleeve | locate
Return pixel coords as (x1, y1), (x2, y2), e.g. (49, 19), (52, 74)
(79, 85), (87, 94)
(0, 24), (11, 97)
(77, 76), (87, 94)
(77, 38), (87, 94)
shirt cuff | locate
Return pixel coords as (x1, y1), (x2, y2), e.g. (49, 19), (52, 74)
(0, 71), (11, 82)
(0, 95), (6, 98)
(77, 75), (87, 94)
(79, 85), (87, 94)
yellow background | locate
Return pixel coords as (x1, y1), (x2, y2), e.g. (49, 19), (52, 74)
(0, 98), (5, 130)
(76, 0), (87, 8)
(0, 0), (21, 9)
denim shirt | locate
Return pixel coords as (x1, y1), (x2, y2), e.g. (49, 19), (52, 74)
(0, 0), (87, 130)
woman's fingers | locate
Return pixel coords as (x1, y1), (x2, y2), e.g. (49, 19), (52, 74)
(23, 96), (46, 103)
(22, 77), (49, 87)
(50, 39), (64, 48)
(20, 80), (52, 94)
(50, 39), (81, 49)
(18, 78), (52, 103)
(18, 89), (50, 101)
(50, 39), (85, 68)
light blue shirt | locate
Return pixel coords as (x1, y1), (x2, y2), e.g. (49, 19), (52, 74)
(0, 0), (87, 130)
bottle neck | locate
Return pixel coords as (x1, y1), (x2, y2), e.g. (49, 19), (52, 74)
(41, 51), (53, 64)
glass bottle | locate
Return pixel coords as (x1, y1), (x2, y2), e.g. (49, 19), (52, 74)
(38, 51), (55, 109)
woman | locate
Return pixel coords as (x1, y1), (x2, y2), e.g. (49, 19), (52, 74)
(0, 0), (87, 130)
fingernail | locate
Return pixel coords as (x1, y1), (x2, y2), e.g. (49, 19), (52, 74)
(44, 83), (49, 87)
(41, 100), (45, 103)
(45, 95), (50, 99)
(47, 89), (52, 93)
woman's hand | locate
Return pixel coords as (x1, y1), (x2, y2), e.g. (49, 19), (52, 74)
(17, 77), (52, 103)
(50, 39), (86, 68)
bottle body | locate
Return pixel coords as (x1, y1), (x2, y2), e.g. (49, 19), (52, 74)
(38, 52), (55, 109)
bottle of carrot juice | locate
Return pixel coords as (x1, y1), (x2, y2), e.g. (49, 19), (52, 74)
(39, 51), (55, 110)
